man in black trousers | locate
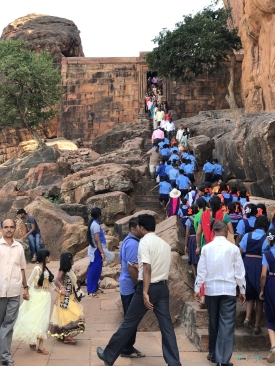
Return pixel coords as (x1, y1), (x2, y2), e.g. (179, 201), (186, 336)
(194, 220), (246, 366)
(97, 214), (182, 366)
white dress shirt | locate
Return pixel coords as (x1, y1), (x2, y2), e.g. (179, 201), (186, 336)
(165, 122), (175, 132)
(176, 129), (184, 141)
(194, 236), (246, 296)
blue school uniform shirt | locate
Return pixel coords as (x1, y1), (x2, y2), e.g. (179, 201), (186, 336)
(179, 163), (186, 171)
(269, 222), (275, 230)
(169, 153), (179, 162)
(119, 233), (139, 295)
(203, 162), (214, 173)
(239, 197), (248, 206)
(213, 163), (224, 175)
(176, 175), (191, 189)
(188, 154), (196, 164)
(168, 168), (179, 180)
(158, 141), (164, 150)
(159, 181), (172, 194)
(262, 246), (275, 269)
(236, 216), (257, 235)
(160, 148), (170, 157)
(178, 205), (188, 217)
(156, 164), (167, 177)
(181, 152), (188, 159)
(239, 229), (269, 254)
(232, 194), (239, 202)
(165, 165), (173, 175)
(164, 138), (170, 145)
(184, 164), (194, 174)
(170, 147), (180, 154)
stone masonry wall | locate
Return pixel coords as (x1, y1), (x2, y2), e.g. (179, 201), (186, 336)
(58, 57), (141, 140)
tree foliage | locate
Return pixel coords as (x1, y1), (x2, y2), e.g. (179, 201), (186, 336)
(0, 40), (62, 147)
(146, 5), (242, 82)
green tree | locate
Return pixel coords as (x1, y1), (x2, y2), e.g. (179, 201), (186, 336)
(0, 40), (62, 147)
(146, 5), (242, 109)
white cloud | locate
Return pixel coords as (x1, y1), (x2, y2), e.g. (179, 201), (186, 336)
(0, 0), (214, 57)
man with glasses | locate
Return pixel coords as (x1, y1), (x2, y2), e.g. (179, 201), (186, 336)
(0, 219), (29, 366)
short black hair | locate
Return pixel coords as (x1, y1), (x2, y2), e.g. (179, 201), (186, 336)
(138, 214), (156, 232)
(129, 217), (138, 230)
(16, 208), (26, 215)
(167, 160), (171, 165)
(244, 203), (257, 218)
(179, 169), (184, 174)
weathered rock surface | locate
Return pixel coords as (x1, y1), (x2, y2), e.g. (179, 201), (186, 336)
(224, 0), (275, 113)
(91, 119), (151, 154)
(24, 197), (87, 260)
(1, 14), (84, 65)
(187, 135), (214, 166)
(60, 163), (143, 204)
(155, 216), (185, 255)
(114, 210), (159, 241)
(59, 204), (89, 225)
(86, 191), (135, 225)
(100, 277), (119, 289)
(105, 235), (120, 251)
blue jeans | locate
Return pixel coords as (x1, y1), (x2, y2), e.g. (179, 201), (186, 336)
(28, 233), (41, 256)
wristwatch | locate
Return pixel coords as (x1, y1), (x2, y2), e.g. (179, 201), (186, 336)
(23, 286), (29, 290)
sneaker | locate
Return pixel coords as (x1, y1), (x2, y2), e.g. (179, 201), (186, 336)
(31, 255), (37, 262)
(267, 348), (275, 363)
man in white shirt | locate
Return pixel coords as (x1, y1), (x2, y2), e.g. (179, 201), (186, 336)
(155, 108), (164, 128)
(194, 221), (246, 366)
(165, 120), (175, 140)
(97, 214), (182, 366)
(176, 124), (184, 143)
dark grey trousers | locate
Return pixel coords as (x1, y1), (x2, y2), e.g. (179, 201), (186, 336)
(104, 282), (182, 366)
(0, 296), (20, 363)
(205, 295), (236, 364)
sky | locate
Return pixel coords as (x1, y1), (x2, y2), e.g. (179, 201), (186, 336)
(0, 0), (216, 57)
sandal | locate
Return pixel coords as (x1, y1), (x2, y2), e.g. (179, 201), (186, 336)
(243, 318), (251, 328)
(37, 349), (49, 355)
(121, 348), (146, 358)
(253, 326), (262, 335)
(97, 288), (106, 294)
(2, 361), (18, 366)
(63, 337), (77, 344)
(29, 344), (36, 351)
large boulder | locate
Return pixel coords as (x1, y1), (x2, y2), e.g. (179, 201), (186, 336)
(114, 210), (159, 241)
(0, 193), (32, 222)
(59, 204), (89, 225)
(24, 197), (87, 260)
(155, 216), (185, 255)
(187, 135), (214, 167)
(60, 163), (143, 204)
(86, 191), (135, 225)
(1, 14), (84, 65)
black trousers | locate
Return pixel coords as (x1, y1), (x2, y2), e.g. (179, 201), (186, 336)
(205, 295), (236, 364)
(120, 293), (136, 355)
(204, 173), (213, 182)
(103, 282), (181, 366)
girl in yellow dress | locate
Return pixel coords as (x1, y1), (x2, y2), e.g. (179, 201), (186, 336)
(48, 252), (85, 344)
(13, 249), (64, 355)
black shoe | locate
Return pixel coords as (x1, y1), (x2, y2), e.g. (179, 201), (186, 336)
(96, 347), (113, 366)
(207, 353), (216, 363)
(216, 363), (233, 366)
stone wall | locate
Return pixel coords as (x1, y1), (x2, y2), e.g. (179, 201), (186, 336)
(58, 57), (143, 140)
(168, 55), (243, 118)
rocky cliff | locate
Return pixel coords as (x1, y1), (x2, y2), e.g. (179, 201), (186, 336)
(224, 0), (275, 113)
(0, 14), (84, 65)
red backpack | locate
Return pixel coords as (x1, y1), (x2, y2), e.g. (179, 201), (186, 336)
(201, 209), (224, 244)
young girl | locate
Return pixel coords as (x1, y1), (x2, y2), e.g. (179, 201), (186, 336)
(13, 249), (63, 355)
(260, 228), (275, 362)
(227, 202), (243, 241)
(178, 198), (190, 226)
(218, 182), (232, 205)
(185, 205), (199, 278)
(256, 203), (267, 217)
(48, 252), (85, 344)
(238, 188), (250, 207)
(230, 186), (239, 202)
(269, 211), (275, 230)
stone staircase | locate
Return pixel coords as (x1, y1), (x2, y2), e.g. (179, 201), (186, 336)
(181, 301), (269, 352)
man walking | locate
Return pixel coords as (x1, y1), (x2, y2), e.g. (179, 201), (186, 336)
(118, 217), (145, 358)
(97, 214), (182, 366)
(194, 220), (246, 366)
(0, 219), (29, 366)
(141, 145), (160, 181)
(17, 208), (41, 262)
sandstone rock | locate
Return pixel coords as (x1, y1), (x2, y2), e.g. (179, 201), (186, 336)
(155, 216), (185, 255)
(114, 210), (159, 241)
(187, 135), (214, 167)
(0, 194), (31, 222)
(224, 0), (275, 113)
(24, 197), (87, 260)
(86, 191), (135, 225)
(60, 163), (141, 204)
(100, 277), (119, 289)
(101, 223), (114, 237)
(1, 14), (84, 65)
(74, 249), (88, 261)
(105, 235), (120, 251)
(59, 204), (89, 225)
(91, 119), (151, 154)
(75, 256), (90, 284)
(46, 139), (78, 150)
(100, 265), (121, 282)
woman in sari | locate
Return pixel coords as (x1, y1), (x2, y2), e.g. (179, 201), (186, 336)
(48, 252), (85, 344)
(166, 188), (181, 218)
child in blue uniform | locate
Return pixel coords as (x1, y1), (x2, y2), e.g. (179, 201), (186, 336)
(185, 205), (199, 278)
(239, 188), (250, 207)
(227, 202), (242, 241)
(260, 228), (275, 362)
(176, 169), (191, 197)
(150, 176), (172, 207)
(203, 159), (214, 182)
(240, 216), (270, 335)
(235, 203), (258, 246)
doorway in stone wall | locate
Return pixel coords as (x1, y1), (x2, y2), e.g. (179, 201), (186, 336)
(146, 71), (164, 113)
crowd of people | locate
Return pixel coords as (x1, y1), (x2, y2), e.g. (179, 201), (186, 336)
(141, 123), (275, 365)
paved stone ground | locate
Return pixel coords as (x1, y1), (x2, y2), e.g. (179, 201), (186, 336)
(11, 262), (269, 365)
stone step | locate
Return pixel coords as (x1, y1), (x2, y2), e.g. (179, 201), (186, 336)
(193, 327), (270, 352)
(182, 301), (268, 352)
